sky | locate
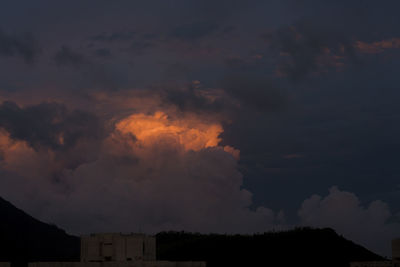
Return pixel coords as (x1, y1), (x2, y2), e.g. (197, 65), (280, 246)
(0, 0), (399, 257)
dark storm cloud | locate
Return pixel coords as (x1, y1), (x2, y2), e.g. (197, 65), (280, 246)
(161, 75), (287, 114)
(222, 75), (287, 112)
(170, 21), (219, 41)
(0, 0), (399, 256)
(90, 30), (157, 55)
(91, 31), (136, 42)
(128, 41), (155, 54)
(54, 46), (86, 68)
(0, 101), (103, 150)
(265, 20), (357, 81)
(0, 28), (40, 64)
(93, 48), (111, 58)
(161, 83), (227, 113)
(224, 57), (249, 69)
(53, 45), (132, 90)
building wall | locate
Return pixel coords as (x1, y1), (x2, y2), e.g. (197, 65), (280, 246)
(0, 263), (10, 267)
(29, 261), (206, 267)
(30, 233), (205, 267)
(393, 239), (400, 261)
(81, 233), (156, 262)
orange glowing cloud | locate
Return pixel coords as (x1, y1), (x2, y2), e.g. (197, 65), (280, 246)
(0, 131), (31, 159)
(0, 131), (58, 178)
(115, 111), (224, 152)
(355, 38), (400, 54)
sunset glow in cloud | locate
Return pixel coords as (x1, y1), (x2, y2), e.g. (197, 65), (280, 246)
(115, 111), (223, 152)
(1, 0), (400, 258)
(355, 38), (400, 54)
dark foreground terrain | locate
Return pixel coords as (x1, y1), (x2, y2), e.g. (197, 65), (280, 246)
(157, 229), (384, 267)
(0, 196), (384, 267)
(0, 197), (80, 266)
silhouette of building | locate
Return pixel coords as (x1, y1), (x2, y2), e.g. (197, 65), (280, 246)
(81, 233), (156, 262)
(29, 233), (205, 267)
(351, 239), (400, 267)
(393, 239), (400, 263)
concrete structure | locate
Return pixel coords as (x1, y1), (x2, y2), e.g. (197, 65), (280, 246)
(393, 239), (400, 262)
(81, 233), (156, 262)
(351, 239), (400, 267)
(29, 262), (205, 267)
(29, 233), (205, 267)
(0, 263), (10, 267)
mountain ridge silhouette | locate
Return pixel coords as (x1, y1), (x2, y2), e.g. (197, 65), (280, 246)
(0, 196), (385, 267)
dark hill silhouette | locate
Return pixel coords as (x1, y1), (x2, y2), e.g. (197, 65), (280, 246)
(0, 196), (385, 267)
(157, 229), (384, 267)
(0, 197), (79, 267)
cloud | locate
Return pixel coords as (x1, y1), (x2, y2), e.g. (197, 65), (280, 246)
(54, 46), (86, 67)
(0, 28), (40, 64)
(160, 81), (232, 114)
(355, 38), (400, 54)
(52, 46), (133, 90)
(298, 186), (400, 256)
(128, 41), (155, 53)
(0, 100), (284, 235)
(57, 130), (277, 234)
(155, 77), (286, 115)
(93, 48), (112, 58)
(0, 101), (103, 151)
(90, 31), (156, 54)
(115, 111), (223, 152)
(170, 21), (219, 41)
(265, 21), (356, 81)
(221, 75), (287, 112)
(91, 31), (136, 42)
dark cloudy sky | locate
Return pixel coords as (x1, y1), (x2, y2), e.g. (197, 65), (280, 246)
(0, 0), (399, 256)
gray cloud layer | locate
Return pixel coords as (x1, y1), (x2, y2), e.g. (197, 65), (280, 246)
(0, 28), (40, 64)
(0, 101), (102, 151)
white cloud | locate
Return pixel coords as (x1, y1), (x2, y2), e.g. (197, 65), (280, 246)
(298, 186), (400, 256)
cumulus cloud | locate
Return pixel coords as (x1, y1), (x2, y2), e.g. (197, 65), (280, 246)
(115, 111), (224, 152)
(0, 100), (284, 235)
(298, 186), (400, 256)
(56, 139), (278, 234)
(0, 100), (397, 257)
